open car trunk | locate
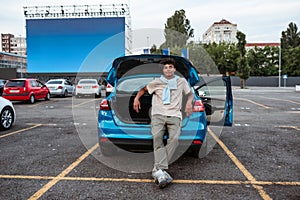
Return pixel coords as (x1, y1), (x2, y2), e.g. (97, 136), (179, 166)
(110, 77), (189, 124)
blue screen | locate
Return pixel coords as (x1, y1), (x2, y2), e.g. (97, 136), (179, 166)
(26, 17), (125, 72)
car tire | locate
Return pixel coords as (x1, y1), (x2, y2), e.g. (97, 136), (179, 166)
(100, 143), (117, 156)
(0, 106), (14, 131)
(45, 93), (51, 100)
(29, 95), (35, 104)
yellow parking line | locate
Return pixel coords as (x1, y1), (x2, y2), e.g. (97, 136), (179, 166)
(1, 174), (299, 186)
(276, 126), (300, 131)
(28, 143), (98, 200)
(0, 124), (42, 139)
(71, 99), (98, 108)
(235, 98), (270, 109)
(207, 128), (272, 200)
(258, 96), (300, 105)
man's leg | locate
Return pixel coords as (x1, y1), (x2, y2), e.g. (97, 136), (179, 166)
(151, 115), (168, 172)
(165, 116), (182, 163)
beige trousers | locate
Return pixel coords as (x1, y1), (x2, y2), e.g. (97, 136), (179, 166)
(151, 114), (182, 172)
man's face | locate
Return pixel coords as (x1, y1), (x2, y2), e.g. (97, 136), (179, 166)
(162, 64), (176, 79)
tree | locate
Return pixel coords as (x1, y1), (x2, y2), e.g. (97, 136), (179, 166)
(281, 22), (300, 49)
(281, 22), (300, 76)
(161, 9), (194, 48)
(236, 31), (250, 88)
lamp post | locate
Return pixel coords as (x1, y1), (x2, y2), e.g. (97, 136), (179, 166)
(278, 42), (281, 87)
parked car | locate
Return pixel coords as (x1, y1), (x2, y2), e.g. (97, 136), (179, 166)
(46, 79), (75, 97)
(0, 79), (6, 96)
(98, 55), (233, 156)
(0, 97), (16, 130)
(75, 79), (101, 98)
(2, 78), (50, 104)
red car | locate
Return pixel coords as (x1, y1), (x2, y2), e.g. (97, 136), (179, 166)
(2, 78), (50, 104)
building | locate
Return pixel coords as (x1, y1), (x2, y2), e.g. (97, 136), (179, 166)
(0, 51), (27, 75)
(203, 19), (238, 44)
(245, 43), (280, 50)
(1, 33), (27, 56)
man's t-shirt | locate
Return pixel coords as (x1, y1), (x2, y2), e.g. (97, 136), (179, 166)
(147, 77), (191, 119)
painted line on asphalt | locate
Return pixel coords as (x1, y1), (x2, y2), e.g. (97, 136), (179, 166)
(276, 125), (300, 131)
(235, 98), (270, 109)
(0, 124), (42, 139)
(71, 99), (98, 108)
(207, 127), (272, 200)
(257, 96), (300, 105)
(28, 100), (58, 108)
(1, 174), (299, 186)
(28, 143), (98, 200)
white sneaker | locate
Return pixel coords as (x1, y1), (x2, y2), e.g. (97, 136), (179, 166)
(152, 169), (173, 188)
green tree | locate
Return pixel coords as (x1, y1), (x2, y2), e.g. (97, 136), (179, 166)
(161, 9), (194, 48)
(281, 22), (300, 76)
(236, 31), (250, 88)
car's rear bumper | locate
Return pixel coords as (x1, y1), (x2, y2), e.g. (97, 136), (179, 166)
(2, 94), (30, 101)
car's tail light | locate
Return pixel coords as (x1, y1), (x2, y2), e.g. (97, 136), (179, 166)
(58, 86), (63, 89)
(23, 87), (26, 92)
(77, 85), (82, 88)
(193, 140), (202, 145)
(100, 99), (110, 110)
(92, 85), (98, 89)
(193, 100), (205, 112)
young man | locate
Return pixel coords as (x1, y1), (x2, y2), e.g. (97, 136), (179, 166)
(133, 58), (194, 188)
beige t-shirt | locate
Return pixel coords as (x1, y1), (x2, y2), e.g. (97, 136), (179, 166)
(147, 77), (191, 119)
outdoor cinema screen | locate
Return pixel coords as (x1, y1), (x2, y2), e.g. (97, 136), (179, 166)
(26, 17), (125, 72)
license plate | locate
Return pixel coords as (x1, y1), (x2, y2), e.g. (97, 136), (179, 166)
(83, 86), (91, 89)
(10, 90), (20, 93)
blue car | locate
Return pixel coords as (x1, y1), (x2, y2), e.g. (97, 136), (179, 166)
(98, 55), (233, 157)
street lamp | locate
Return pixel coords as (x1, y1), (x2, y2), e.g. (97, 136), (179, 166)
(278, 42), (281, 87)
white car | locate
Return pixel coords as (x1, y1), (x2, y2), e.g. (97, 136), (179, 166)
(75, 79), (101, 98)
(46, 79), (75, 97)
(0, 97), (16, 131)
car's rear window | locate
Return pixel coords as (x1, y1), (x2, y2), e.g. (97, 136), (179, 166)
(79, 80), (97, 84)
(117, 77), (154, 93)
(6, 80), (25, 87)
(47, 81), (63, 84)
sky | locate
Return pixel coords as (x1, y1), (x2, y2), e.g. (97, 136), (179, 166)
(1, 0), (300, 48)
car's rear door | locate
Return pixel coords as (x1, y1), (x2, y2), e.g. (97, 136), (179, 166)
(195, 76), (233, 126)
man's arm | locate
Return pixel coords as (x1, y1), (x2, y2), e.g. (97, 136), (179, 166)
(185, 91), (194, 117)
(133, 86), (148, 113)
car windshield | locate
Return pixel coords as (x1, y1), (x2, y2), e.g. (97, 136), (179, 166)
(47, 81), (63, 84)
(6, 80), (25, 87)
(117, 77), (155, 93)
(79, 80), (97, 84)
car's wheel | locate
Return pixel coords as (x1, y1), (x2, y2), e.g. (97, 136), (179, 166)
(100, 143), (117, 156)
(0, 106), (14, 131)
(45, 93), (50, 100)
(29, 95), (35, 104)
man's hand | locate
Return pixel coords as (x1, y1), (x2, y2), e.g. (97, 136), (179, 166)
(185, 102), (193, 117)
(133, 98), (141, 113)
(185, 91), (194, 117)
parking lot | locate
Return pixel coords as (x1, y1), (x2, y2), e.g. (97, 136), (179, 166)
(0, 87), (299, 200)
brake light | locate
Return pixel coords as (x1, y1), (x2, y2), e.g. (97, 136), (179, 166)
(77, 85), (82, 88)
(193, 100), (205, 112)
(193, 140), (202, 145)
(92, 85), (98, 89)
(58, 86), (63, 89)
(100, 99), (110, 110)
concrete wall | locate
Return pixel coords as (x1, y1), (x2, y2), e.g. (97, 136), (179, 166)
(230, 76), (300, 87)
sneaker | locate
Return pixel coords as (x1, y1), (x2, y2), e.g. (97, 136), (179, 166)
(152, 169), (173, 189)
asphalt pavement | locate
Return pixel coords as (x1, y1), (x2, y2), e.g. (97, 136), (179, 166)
(0, 87), (299, 200)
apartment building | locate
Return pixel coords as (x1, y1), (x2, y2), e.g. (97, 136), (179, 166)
(203, 19), (238, 44)
(1, 33), (26, 56)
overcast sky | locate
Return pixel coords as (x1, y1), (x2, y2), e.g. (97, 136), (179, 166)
(1, 0), (299, 45)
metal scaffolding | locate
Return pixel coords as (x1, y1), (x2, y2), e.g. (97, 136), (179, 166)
(23, 4), (132, 54)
